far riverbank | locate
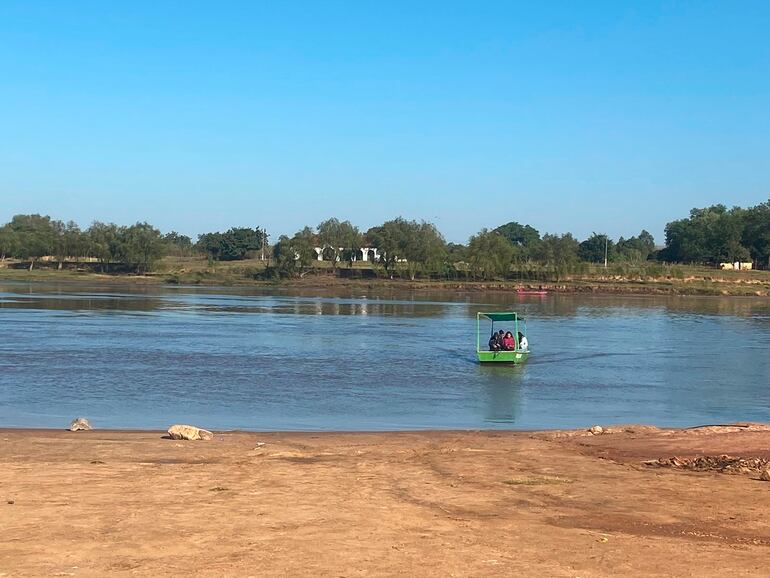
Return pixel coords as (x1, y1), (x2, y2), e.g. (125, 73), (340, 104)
(2, 263), (770, 296)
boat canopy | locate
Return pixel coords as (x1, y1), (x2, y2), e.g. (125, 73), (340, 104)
(478, 312), (521, 322)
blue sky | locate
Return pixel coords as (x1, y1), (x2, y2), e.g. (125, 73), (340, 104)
(1, 1), (768, 244)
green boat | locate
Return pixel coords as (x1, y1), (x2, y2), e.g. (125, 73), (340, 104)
(476, 311), (530, 364)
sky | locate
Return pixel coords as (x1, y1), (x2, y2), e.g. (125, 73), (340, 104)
(1, 1), (769, 244)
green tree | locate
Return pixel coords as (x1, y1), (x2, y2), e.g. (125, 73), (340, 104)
(53, 221), (85, 268)
(662, 205), (749, 263)
(271, 235), (297, 276)
(367, 218), (446, 279)
(117, 222), (165, 273)
(0, 226), (19, 261)
(338, 221), (362, 267)
(742, 200), (770, 267)
(87, 222), (120, 272)
(446, 242), (468, 263)
(317, 218), (361, 267)
(163, 231), (193, 257)
(531, 233), (580, 266)
(292, 226), (318, 267)
(467, 229), (515, 280)
(579, 233), (614, 264)
(8, 214), (57, 269)
(493, 221), (541, 248)
(366, 219), (407, 275)
(196, 227), (265, 261)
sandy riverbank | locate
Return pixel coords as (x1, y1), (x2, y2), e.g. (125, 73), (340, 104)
(2, 425), (770, 576)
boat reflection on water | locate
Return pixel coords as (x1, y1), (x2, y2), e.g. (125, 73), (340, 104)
(477, 364), (523, 425)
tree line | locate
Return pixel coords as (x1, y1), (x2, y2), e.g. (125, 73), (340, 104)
(0, 199), (768, 278)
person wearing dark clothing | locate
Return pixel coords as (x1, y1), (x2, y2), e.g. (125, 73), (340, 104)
(489, 329), (505, 351)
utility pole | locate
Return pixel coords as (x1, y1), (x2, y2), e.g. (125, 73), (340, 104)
(604, 235), (608, 268)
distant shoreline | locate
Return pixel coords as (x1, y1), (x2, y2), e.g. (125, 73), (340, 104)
(1, 266), (769, 296)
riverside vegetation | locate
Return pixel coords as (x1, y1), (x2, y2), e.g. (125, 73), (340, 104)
(0, 201), (769, 294)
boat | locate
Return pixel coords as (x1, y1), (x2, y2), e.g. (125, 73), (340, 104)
(476, 311), (530, 364)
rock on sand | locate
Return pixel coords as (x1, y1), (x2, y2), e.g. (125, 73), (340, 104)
(760, 466), (770, 482)
(69, 417), (92, 431)
(168, 424), (214, 441)
(589, 425), (604, 435)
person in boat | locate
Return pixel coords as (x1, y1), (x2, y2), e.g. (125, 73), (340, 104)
(501, 331), (515, 351)
(518, 331), (529, 350)
(489, 329), (505, 351)
(488, 332), (500, 351)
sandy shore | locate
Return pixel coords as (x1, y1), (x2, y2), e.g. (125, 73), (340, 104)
(3, 425), (770, 577)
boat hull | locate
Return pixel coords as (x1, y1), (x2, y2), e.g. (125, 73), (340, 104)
(477, 350), (530, 364)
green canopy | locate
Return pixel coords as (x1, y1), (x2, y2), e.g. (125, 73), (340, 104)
(479, 312), (520, 322)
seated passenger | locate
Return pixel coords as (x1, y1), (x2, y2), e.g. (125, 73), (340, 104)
(502, 331), (515, 350)
(518, 331), (529, 350)
(488, 332), (500, 351)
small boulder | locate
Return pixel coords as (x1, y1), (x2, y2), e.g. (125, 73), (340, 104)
(167, 424), (213, 441)
(69, 417), (92, 432)
(589, 425), (604, 435)
(760, 467), (770, 482)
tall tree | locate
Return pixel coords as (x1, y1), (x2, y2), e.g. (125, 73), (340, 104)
(579, 233), (614, 264)
(531, 233), (580, 266)
(742, 200), (770, 267)
(0, 226), (19, 261)
(317, 218), (361, 267)
(467, 229), (515, 280)
(367, 217), (446, 279)
(662, 205), (749, 263)
(87, 222), (120, 272)
(118, 222), (166, 273)
(494, 221), (541, 248)
(196, 227), (264, 261)
(7, 214), (57, 270)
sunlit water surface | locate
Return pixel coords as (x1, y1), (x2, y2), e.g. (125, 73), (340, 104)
(1, 281), (769, 430)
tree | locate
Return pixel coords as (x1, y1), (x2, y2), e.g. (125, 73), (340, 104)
(163, 231), (193, 257)
(531, 233), (580, 266)
(367, 218), (446, 279)
(87, 222), (120, 272)
(0, 226), (19, 261)
(338, 221), (362, 267)
(410, 221), (447, 278)
(742, 200), (770, 267)
(196, 227), (265, 261)
(291, 226), (318, 268)
(662, 205), (749, 264)
(7, 214), (57, 270)
(317, 218), (361, 267)
(366, 219), (406, 275)
(467, 229), (515, 280)
(54, 221), (85, 268)
(493, 221), (541, 248)
(446, 242), (468, 263)
(117, 222), (165, 273)
(579, 233), (614, 264)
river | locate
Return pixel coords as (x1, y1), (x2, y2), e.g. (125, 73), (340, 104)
(1, 281), (769, 430)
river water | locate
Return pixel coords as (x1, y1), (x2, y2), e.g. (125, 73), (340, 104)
(1, 281), (769, 431)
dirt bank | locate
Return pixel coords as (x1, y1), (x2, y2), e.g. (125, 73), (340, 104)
(2, 425), (770, 576)
(2, 266), (769, 296)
